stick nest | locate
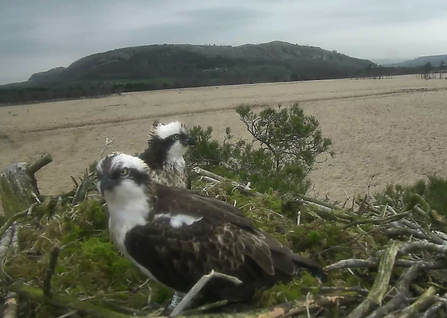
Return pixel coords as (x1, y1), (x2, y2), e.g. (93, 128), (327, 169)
(1, 168), (447, 318)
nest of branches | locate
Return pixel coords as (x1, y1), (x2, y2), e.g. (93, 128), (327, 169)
(1, 155), (447, 318)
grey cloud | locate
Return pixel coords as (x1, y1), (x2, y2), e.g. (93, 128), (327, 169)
(1, 0), (447, 84)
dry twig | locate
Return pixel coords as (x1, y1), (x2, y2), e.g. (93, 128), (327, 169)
(43, 246), (60, 298)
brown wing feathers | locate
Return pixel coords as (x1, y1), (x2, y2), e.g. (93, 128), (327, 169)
(139, 184), (322, 295)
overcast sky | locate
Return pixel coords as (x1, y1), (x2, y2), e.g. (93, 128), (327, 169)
(1, 0), (447, 85)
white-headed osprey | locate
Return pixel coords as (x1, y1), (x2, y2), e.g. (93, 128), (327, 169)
(139, 121), (195, 189)
(97, 153), (322, 309)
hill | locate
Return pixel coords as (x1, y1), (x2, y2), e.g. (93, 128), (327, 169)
(13, 41), (371, 87)
(0, 41), (373, 104)
(387, 54), (447, 67)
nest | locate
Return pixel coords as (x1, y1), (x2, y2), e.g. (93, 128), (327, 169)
(1, 155), (447, 318)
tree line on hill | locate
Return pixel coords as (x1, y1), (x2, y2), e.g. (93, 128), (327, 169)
(355, 61), (446, 79)
(1, 61), (445, 106)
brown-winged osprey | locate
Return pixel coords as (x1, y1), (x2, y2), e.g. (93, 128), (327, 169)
(97, 153), (322, 310)
(139, 121), (195, 189)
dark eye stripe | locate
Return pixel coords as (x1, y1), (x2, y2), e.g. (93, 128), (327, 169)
(128, 167), (150, 185)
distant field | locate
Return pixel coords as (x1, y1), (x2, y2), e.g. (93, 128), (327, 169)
(1, 75), (447, 213)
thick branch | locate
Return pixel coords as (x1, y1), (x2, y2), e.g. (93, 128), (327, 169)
(0, 204), (35, 238)
(399, 240), (447, 257)
(27, 153), (53, 175)
(347, 241), (402, 318)
(384, 286), (436, 318)
(383, 228), (445, 245)
(365, 294), (408, 318)
(396, 264), (423, 294)
(366, 264), (424, 318)
(325, 258), (446, 271)
(9, 284), (136, 318)
(422, 292), (447, 318)
(0, 225), (13, 262)
(2, 292), (19, 318)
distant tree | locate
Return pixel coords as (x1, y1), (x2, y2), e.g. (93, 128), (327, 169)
(423, 62), (432, 79)
(377, 65), (384, 79)
(440, 61), (446, 79)
(363, 64), (374, 78)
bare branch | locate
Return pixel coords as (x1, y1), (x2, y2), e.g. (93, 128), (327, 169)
(170, 270), (242, 317)
(28, 153), (53, 175)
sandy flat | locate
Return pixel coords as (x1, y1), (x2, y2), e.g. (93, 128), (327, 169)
(1, 75), (447, 213)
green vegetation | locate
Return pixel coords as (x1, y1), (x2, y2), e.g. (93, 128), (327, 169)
(374, 175), (447, 217)
(4, 200), (170, 317)
(188, 103), (332, 195)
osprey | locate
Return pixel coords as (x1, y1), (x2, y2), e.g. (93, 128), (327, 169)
(97, 153), (322, 310)
(139, 121), (195, 189)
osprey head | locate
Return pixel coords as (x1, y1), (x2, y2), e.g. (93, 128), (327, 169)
(96, 153), (150, 196)
(148, 121), (195, 167)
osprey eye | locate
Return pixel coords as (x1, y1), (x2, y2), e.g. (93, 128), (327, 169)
(120, 168), (129, 176)
(173, 134), (180, 140)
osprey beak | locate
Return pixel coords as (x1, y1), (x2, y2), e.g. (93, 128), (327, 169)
(185, 136), (196, 146)
(100, 176), (117, 195)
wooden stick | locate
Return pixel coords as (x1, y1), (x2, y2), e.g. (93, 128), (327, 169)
(170, 270), (242, 317)
(301, 286), (370, 296)
(0, 226), (13, 262)
(399, 240), (447, 257)
(0, 203), (36, 238)
(27, 153), (53, 175)
(181, 300), (229, 316)
(10, 222), (19, 253)
(422, 292), (447, 318)
(72, 169), (91, 205)
(295, 193), (339, 211)
(347, 240), (402, 318)
(365, 294), (408, 318)
(343, 211), (411, 230)
(396, 264), (423, 294)
(357, 194), (368, 216)
(325, 257), (446, 271)
(366, 264), (424, 318)
(383, 286), (436, 318)
(43, 246), (60, 298)
(2, 292), (19, 318)
(383, 228), (445, 245)
(193, 167), (261, 197)
(9, 284), (136, 318)
(280, 294), (363, 318)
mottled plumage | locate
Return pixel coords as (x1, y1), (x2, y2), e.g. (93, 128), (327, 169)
(97, 153), (322, 304)
(139, 121), (195, 188)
